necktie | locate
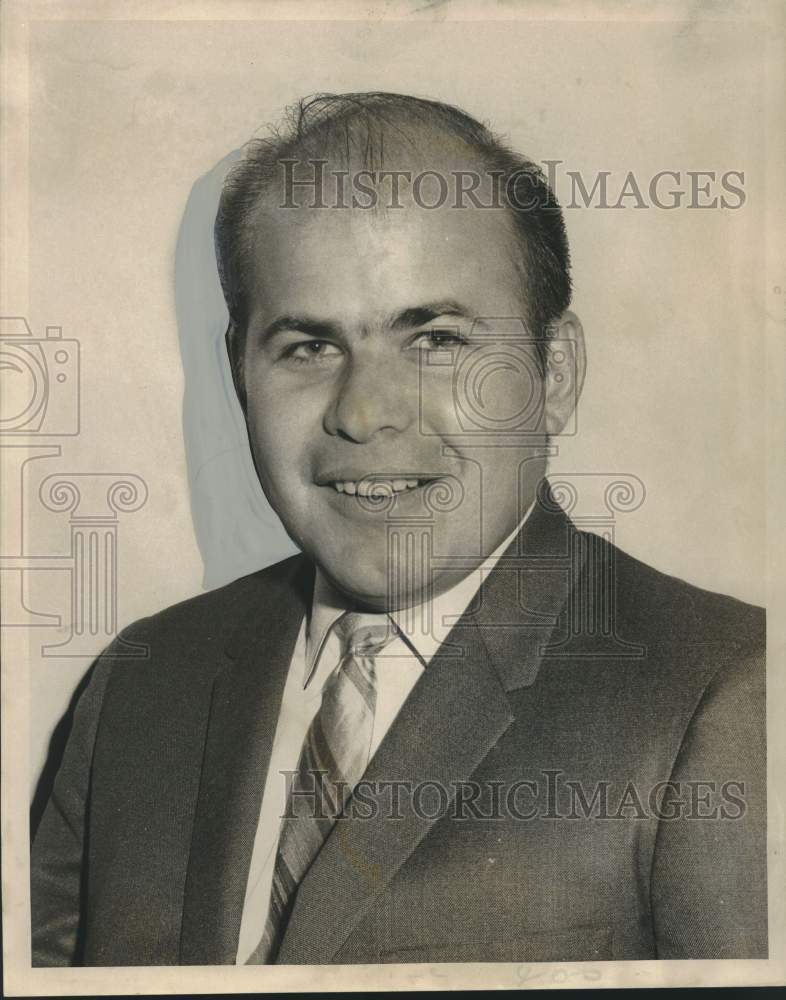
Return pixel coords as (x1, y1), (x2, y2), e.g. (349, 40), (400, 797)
(246, 610), (396, 964)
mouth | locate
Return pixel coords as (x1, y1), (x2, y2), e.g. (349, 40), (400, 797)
(320, 475), (439, 498)
(328, 476), (434, 498)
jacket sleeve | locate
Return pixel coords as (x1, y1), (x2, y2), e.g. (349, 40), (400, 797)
(651, 645), (767, 958)
(30, 649), (116, 966)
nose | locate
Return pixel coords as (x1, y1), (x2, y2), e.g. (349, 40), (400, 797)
(324, 350), (415, 443)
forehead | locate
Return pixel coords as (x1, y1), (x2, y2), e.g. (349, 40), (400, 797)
(245, 183), (523, 328)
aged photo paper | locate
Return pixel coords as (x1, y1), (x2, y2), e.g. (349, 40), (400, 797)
(2, 0), (785, 994)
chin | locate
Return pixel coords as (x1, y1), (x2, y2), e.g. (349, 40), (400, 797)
(332, 566), (436, 612)
(327, 560), (390, 608)
(296, 532), (383, 602)
(303, 526), (440, 610)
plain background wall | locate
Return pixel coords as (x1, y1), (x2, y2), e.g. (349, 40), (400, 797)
(22, 13), (767, 794)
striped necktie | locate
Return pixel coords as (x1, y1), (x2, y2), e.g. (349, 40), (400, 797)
(246, 610), (396, 964)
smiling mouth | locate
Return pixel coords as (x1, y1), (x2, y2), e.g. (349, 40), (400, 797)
(326, 477), (437, 497)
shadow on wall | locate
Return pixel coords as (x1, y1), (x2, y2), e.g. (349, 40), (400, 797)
(175, 150), (298, 590)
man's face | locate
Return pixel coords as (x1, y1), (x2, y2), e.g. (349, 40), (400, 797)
(239, 185), (554, 609)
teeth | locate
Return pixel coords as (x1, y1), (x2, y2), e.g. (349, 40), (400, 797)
(333, 478), (426, 495)
(356, 481), (391, 498)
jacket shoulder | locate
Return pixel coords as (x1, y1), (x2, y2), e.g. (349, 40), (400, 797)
(110, 552), (309, 659)
(581, 529), (765, 653)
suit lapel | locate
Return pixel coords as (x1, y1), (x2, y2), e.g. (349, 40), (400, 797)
(276, 499), (581, 964)
(472, 496), (584, 691)
(179, 557), (314, 964)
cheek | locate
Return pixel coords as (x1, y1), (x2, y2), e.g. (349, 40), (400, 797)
(418, 373), (459, 430)
(245, 388), (301, 474)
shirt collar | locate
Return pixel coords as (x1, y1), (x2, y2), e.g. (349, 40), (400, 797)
(304, 502), (534, 687)
(303, 571), (363, 688)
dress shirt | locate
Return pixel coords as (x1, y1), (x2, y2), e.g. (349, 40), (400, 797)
(235, 504), (534, 963)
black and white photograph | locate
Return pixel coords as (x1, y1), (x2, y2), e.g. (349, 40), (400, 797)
(2, 0), (784, 994)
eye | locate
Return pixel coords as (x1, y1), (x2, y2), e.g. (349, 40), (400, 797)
(283, 339), (343, 364)
(411, 327), (468, 350)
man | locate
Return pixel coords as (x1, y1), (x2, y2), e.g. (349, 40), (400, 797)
(31, 92), (766, 965)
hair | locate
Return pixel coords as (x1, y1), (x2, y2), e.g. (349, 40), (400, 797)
(215, 91), (572, 393)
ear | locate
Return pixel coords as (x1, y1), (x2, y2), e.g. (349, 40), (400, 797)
(543, 310), (586, 436)
(225, 321), (247, 411)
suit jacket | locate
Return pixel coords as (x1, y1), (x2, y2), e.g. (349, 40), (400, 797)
(30, 500), (767, 965)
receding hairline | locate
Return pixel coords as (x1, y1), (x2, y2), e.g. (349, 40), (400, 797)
(216, 91), (572, 361)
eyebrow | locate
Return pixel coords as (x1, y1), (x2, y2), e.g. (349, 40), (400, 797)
(390, 301), (470, 331)
(261, 316), (340, 342)
(259, 300), (471, 343)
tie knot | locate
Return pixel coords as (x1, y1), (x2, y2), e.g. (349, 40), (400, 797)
(334, 611), (397, 656)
